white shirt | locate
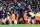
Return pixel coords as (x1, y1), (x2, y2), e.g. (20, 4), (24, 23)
(29, 12), (35, 17)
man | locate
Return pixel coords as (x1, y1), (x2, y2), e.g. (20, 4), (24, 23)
(35, 11), (40, 24)
(29, 11), (35, 24)
(6, 12), (11, 24)
(24, 11), (28, 24)
(11, 12), (15, 24)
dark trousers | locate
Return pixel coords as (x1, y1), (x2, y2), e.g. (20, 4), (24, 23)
(23, 20), (26, 24)
(6, 20), (9, 24)
(19, 22), (21, 24)
(39, 21), (40, 24)
(12, 21), (14, 24)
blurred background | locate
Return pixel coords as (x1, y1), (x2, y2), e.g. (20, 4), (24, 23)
(0, 0), (40, 24)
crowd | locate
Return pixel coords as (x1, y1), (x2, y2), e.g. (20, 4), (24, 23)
(0, 0), (40, 24)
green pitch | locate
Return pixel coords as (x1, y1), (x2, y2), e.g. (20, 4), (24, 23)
(0, 24), (40, 27)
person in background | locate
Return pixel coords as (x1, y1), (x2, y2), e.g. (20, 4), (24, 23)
(11, 12), (15, 24)
(29, 10), (35, 24)
(35, 11), (40, 24)
(24, 11), (28, 24)
(6, 12), (11, 24)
